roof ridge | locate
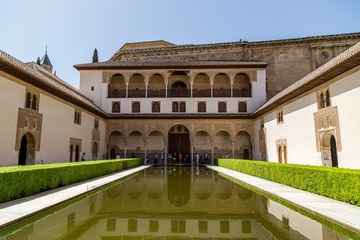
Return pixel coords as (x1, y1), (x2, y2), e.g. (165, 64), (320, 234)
(0, 49), (106, 116)
(109, 32), (360, 60)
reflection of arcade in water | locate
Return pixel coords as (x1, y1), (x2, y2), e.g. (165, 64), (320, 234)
(1, 166), (351, 240)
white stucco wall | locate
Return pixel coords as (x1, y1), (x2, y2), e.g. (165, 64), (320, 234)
(0, 73), (106, 166)
(0, 75), (25, 166)
(37, 94), (106, 164)
(79, 70), (103, 108)
(260, 93), (322, 166)
(257, 66), (360, 169)
(330, 68), (360, 169)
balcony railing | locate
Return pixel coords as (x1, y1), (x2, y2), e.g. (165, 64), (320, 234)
(128, 89), (146, 98)
(233, 88), (251, 97)
(147, 89), (166, 98)
(168, 88), (191, 98)
(193, 89), (211, 97)
(213, 88), (231, 97)
(108, 88), (251, 98)
(108, 89), (126, 98)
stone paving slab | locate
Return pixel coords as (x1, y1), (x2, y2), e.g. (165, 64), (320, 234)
(207, 166), (360, 234)
(0, 165), (150, 229)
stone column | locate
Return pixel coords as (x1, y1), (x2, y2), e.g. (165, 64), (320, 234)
(191, 143), (194, 165)
(144, 73), (149, 98)
(190, 82), (193, 98)
(191, 165), (194, 184)
(124, 144), (127, 158)
(165, 83), (168, 98)
(124, 74), (130, 98)
(209, 72), (214, 98)
(190, 73), (194, 98)
(211, 143), (214, 165)
(164, 144), (167, 165)
(229, 73), (235, 98)
(144, 143), (147, 164)
(232, 142), (235, 159)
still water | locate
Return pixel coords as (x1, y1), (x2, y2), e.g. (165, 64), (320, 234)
(0, 166), (356, 240)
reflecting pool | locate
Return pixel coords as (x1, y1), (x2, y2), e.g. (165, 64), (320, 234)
(0, 166), (356, 239)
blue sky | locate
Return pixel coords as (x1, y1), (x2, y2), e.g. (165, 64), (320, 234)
(0, 0), (359, 88)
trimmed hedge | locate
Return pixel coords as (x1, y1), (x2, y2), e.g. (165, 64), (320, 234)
(0, 158), (143, 204)
(215, 159), (360, 207)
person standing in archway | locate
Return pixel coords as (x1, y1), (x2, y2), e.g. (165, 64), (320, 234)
(179, 152), (183, 164)
(81, 152), (86, 161)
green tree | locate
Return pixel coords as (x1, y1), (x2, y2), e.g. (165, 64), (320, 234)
(92, 48), (99, 63)
(36, 57), (40, 65)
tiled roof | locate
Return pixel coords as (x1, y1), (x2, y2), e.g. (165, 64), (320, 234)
(251, 41), (360, 118)
(74, 59), (267, 70)
(40, 53), (52, 66)
(0, 50), (107, 118)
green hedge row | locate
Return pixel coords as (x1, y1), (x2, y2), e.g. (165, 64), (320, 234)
(215, 159), (360, 207)
(0, 158), (143, 204)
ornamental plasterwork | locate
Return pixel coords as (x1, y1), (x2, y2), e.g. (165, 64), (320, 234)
(15, 108), (43, 151)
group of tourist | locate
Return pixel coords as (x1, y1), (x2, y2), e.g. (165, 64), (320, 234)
(148, 152), (210, 165)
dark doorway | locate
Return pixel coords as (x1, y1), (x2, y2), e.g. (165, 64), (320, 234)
(110, 148), (116, 159)
(171, 81), (188, 97)
(18, 135), (28, 165)
(243, 149), (249, 160)
(168, 125), (190, 157)
(75, 145), (80, 162)
(330, 135), (338, 167)
(70, 145), (73, 162)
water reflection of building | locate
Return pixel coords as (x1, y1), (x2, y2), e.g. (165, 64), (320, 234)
(0, 167), (351, 240)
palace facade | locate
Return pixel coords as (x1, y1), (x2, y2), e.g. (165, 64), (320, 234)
(1, 33), (360, 168)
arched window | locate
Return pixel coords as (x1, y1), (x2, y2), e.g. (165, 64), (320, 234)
(238, 102), (247, 112)
(77, 112), (81, 124)
(320, 92), (325, 108)
(31, 95), (37, 110)
(172, 102), (179, 112)
(180, 102), (186, 112)
(112, 102), (120, 113)
(218, 102), (226, 112)
(26, 92), (31, 108)
(94, 119), (99, 129)
(132, 102), (140, 113)
(278, 146), (282, 163)
(198, 102), (206, 112)
(326, 90), (331, 107)
(152, 102), (160, 113)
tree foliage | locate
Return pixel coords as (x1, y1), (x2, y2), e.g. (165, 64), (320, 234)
(92, 48), (99, 63)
